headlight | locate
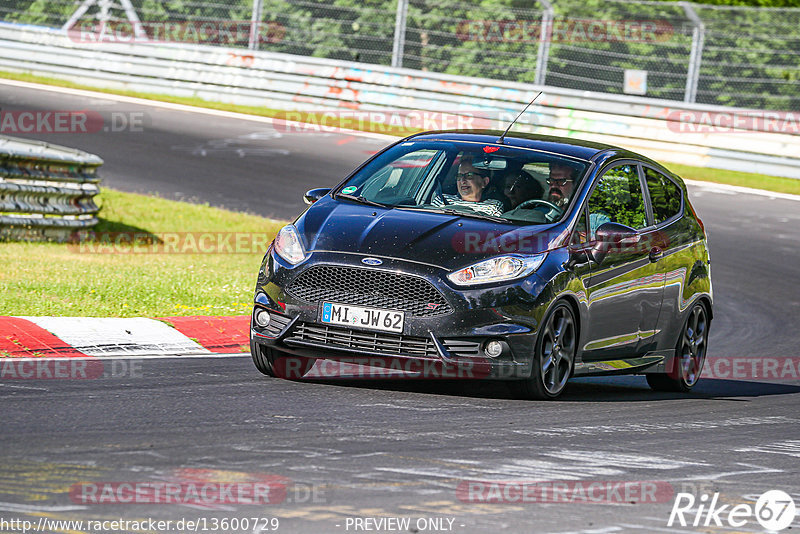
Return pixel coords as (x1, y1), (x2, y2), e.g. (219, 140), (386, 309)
(447, 254), (546, 286)
(273, 225), (306, 265)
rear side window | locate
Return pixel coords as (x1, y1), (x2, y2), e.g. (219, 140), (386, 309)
(644, 167), (682, 224)
(587, 163), (648, 235)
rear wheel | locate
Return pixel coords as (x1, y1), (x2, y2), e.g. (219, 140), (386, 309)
(647, 302), (709, 392)
(510, 302), (576, 400)
(250, 341), (314, 379)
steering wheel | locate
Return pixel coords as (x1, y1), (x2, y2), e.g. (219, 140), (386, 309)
(516, 199), (563, 221)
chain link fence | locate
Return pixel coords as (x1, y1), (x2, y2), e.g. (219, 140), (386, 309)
(1, 0), (798, 110)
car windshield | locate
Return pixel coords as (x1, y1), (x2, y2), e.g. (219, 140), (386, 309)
(336, 140), (589, 224)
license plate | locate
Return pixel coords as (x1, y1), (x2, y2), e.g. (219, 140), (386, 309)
(320, 302), (405, 333)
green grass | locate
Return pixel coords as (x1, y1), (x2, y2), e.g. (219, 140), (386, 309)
(2, 69), (797, 195)
(0, 189), (285, 317)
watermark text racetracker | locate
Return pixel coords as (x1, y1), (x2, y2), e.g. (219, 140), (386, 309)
(67, 20), (286, 45)
(0, 516), (280, 534)
(0, 109), (148, 134)
(458, 480), (674, 504)
(272, 110), (499, 135)
(70, 479), (329, 506)
(667, 110), (800, 134)
(70, 232), (273, 254)
(0, 359), (142, 380)
(456, 19), (674, 43)
(702, 356), (800, 381)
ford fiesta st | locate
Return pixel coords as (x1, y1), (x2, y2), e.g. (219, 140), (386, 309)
(250, 131), (712, 399)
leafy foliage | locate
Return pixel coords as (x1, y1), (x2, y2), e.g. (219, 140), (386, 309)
(2, 0), (798, 109)
(588, 165), (648, 229)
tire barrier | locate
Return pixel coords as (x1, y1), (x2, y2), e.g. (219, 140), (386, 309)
(0, 135), (102, 241)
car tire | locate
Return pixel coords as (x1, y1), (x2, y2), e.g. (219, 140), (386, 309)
(251, 340), (314, 380)
(509, 302), (576, 400)
(251, 338), (276, 377)
(646, 302), (709, 392)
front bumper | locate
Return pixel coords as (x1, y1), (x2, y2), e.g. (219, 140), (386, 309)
(250, 251), (552, 379)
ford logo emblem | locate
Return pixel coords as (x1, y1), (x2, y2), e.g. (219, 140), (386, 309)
(362, 257), (383, 266)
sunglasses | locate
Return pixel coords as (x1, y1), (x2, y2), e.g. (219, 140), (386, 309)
(546, 177), (573, 186)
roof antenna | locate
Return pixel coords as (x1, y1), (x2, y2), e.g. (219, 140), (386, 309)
(497, 91), (542, 145)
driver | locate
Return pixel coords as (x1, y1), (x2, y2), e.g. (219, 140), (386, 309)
(549, 161), (610, 235)
(432, 155), (505, 216)
(547, 161), (579, 208)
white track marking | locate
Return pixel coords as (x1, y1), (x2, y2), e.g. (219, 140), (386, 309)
(0, 501), (86, 512)
(736, 440), (800, 458)
(544, 528), (624, 534)
(542, 451), (706, 470)
(511, 416), (796, 437)
(679, 463), (785, 480)
(0, 383), (48, 391)
(19, 316), (209, 356)
(685, 179), (800, 202)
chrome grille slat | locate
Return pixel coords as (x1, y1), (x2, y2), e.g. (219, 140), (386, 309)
(288, 322), (438, 358)
(286, 265), (452, 317)
(443, 340), (481, 357)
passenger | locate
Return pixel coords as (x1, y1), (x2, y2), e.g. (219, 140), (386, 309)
(433, 155), (505, 216)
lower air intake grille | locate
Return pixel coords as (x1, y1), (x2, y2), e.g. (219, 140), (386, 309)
(286, 322), (438, 358)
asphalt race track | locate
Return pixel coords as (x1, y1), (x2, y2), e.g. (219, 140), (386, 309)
(1, 81), (799, 533)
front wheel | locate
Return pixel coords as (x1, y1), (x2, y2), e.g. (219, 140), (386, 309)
(509, 302), (576, 400)
(251, 341), (314, 379)
(647, 302), (709, 392)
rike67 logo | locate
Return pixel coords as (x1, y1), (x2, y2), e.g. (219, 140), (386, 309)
(668, 490), (796, 531)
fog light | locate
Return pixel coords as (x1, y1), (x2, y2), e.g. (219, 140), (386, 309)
(485, 340), (503, 358)
(254, 309), (271, 328)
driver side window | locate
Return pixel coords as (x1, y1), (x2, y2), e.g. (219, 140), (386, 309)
(587, 164), (647, 238)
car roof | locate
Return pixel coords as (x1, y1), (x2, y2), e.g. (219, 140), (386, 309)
(408, 130), (632, 162)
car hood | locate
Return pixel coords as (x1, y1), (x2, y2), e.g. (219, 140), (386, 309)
(295, 197), (564, 270)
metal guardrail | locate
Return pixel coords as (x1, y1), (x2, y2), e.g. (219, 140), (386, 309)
(0, 22), (798, 179)
(0, 134), (102, 241)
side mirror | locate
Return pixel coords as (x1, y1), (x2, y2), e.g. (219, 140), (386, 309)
(590, 222), (640, 265)
(303, 188), (331, 205)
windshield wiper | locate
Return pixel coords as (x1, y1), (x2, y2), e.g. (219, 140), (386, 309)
(415, 206), (509, 224)
(336, 193), (388, 208)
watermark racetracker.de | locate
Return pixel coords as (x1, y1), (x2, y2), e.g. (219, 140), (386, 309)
(0, 359), (142, 380)
(0, 109), (148, 134)
(457, 480), (675, 504)
(701, 356), (800, 381)
(666, 110), (800, 134)
(455, 19), (675, 43)
(66, 20), (286, 46)
(69, 232), (273, 254)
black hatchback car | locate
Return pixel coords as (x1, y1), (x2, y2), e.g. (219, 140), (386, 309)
(250, 131), (712, 399)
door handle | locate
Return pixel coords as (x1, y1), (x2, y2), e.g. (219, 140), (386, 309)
(649, 246), (663, 262)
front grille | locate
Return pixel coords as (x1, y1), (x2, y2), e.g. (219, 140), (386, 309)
(286, 265), (452, 317)
(443, 339), (481, 357)
(286, 322), (439, 358)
